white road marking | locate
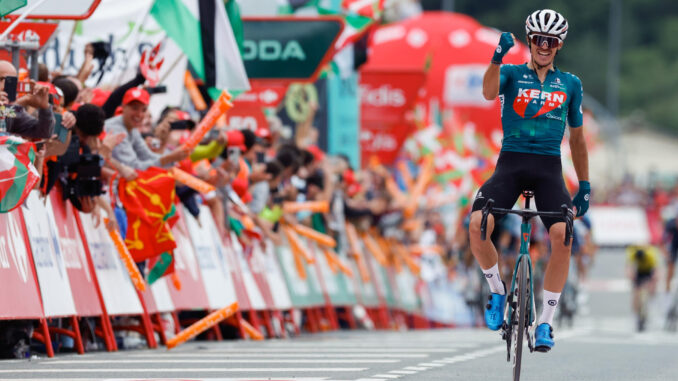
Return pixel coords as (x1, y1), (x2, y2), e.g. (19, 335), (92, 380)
(372, 374), (402, 379)
(403, 366), (429, 371)
(418, 362), (445, 367)
(42, 359), (399, 365)
(0, 368), (368, 373)
(129, 353), (429, 358)
(388, 370), (417, 374)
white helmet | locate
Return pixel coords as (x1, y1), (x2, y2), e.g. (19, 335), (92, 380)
(525, 9), (568, 41)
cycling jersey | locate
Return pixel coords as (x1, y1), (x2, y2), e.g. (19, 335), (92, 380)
(626, 246), (659, 274)
(499, 64), (584, 156)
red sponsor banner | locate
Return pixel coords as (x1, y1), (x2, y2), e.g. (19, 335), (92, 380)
(360, 71), (425, 123)
(233, 81), (288, 108)
(166, 211), (210, 310)
(360, 121), (413, 168)
(221, 234), (253, 311)
(0, 21), (58, 69)
(0, 209), (44, 319)
(49, 190), (102, 317)
(246, 241), (277, 310)
(359, 71), (425, 166)
(227, 105), (269, 133)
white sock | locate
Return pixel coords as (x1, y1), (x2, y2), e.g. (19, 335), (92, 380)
(539, 290), (562, 326)
(481, 263), (505, 295)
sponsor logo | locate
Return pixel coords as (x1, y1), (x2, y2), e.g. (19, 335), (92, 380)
(523, 74), (529, 79)
(513, 88), (567, 118)
(360, 84), (406, 107)
(517, 80), (533, 84)
(584, 194), (590, 201)
(496, 46), (502, 54)
(243, 40), (306, 61)
(545, 113), (563, 121)
(360, 130), (398, 151)
(548, 300), (558, 306)
(485, 273), (493, 279)
(555, 77), (561, 84)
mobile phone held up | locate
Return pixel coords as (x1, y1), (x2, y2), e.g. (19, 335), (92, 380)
(4, 77), (33, 103)
(170, 120), (191, 130)
(53, 114), (70, 144)
(4, 76), (17, 102)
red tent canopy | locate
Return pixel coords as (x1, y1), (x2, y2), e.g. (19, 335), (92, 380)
(362, 12), (530, 140)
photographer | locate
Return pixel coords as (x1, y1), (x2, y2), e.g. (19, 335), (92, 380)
(0, 60), (54, 139)
(104, 87), (188, 170)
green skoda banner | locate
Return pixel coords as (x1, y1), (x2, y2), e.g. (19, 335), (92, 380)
(242, 17), (344, 81)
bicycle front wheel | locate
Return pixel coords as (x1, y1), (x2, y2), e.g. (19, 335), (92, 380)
(512, 257), (529, 381)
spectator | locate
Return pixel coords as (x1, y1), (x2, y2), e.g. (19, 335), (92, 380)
(0, 60), (54, 139)
(104, 87), (188, 170)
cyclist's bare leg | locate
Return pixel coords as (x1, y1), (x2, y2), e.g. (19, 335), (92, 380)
(543, 222), (571, 292)
(469, 210), (499, 269)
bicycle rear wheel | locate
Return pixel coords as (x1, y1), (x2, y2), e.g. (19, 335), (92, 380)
(512, 257), (528, 381)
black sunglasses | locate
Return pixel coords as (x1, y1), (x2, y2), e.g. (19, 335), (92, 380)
(530, 34), (561, 49)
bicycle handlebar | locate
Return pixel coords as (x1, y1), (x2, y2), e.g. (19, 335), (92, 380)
(479, 199), (574, 246)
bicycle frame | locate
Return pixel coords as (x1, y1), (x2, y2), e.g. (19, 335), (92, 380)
(506, 218), (537, 327)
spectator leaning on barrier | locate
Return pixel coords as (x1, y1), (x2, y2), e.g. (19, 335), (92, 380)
(104, 87), (188, 170)
(0, 60), (54, 139)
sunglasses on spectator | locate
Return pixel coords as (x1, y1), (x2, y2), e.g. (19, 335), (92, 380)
(530, 34), (561, 49)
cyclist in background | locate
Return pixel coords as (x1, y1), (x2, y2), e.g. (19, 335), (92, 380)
(626, 245), (659, 331)
(470, 9), (590, 352)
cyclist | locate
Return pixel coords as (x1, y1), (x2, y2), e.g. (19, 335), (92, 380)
(663, 215), (678, 293)
(626, 245), (658, 331)
(469, 9), (590, 352)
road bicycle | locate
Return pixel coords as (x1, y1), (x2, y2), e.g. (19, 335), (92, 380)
(480, 190), (573, 381)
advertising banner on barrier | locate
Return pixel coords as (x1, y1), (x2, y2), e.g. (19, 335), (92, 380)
(394, 266), (420, 313)
(167, 215), (210, 311)
(0, 209), (44, 319)
(364, 248), (397, 308)
(49, 191), (102, 317)
(258, 241), (293, 310)
(22, 191), (77, 318)
(229, 232), (267, 310)
(349, 242), (380, 307)
(184, 206), (238, 309)
(589, 206), (651, 246)
(211, 219), (253, 312)
(243, 240), (277, 311)
(78, 212), (143, 315)
(308, 242), (357, 306)
(275, 235), (324, 308)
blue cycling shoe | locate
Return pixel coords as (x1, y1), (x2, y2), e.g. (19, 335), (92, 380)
(535, 323), (554, 352)
(484, 284), (506, 331)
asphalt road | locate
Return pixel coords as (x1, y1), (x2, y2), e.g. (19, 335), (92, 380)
(1, 248), (677, 381)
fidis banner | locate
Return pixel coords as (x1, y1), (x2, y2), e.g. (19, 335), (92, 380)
(0, 209), (44, 319)
(359, 71), (425, 166)
(22, 191), (77, 318)
(359, 71), (424, 123)
(49, 191), (102, 317)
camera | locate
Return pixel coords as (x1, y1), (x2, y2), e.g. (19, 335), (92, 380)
(74, 153), (104, 197)
(90, 41), (111, 61)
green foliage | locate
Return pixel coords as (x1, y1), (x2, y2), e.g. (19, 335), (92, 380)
(453, 0), (678, 132)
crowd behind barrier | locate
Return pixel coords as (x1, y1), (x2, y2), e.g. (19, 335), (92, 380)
(0, 52), (475, 359)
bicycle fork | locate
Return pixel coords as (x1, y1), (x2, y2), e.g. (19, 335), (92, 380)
(502, 222), (537, 361)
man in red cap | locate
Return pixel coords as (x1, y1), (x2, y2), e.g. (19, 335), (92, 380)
(104, 86), (188, 170)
